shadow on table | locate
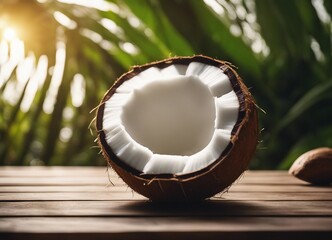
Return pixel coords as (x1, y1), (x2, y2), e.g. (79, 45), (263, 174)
(117, 199), (266, 217)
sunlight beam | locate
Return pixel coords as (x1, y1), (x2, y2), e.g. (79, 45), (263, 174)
(3, 27), (17, 41)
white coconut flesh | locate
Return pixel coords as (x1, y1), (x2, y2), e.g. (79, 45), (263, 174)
(103, 62), (240, 175)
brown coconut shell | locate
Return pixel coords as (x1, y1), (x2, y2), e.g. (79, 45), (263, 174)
(96, 55), (259, 201)
(289, 147), (332, 185)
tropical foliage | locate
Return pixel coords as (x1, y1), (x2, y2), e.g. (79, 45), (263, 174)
(0, 0), (331, 169)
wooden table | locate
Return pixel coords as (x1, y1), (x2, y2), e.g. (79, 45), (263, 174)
(0, 167), (331, 239)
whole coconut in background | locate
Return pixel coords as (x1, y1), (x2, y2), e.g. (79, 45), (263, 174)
(289, 147), (332, 185)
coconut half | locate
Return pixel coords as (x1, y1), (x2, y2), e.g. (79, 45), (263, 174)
(96, 55), (258, 201)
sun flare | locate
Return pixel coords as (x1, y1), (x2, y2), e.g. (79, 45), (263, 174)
(2, 27), (17, 41)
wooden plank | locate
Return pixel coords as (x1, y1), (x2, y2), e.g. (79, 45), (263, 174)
(0, 185), (125, 193)
(0, 167), (295, 182)
(1, 232), (330, 240)
(0, 177), (118, 186)
(0, 168), (289, 178)
(0, 191), (332, 201)
(0, 167), (306, 186)
(0, 167), (291, 178)
(0, 167), (285, 175)
(0, 175), (306, 186)
(216, 192), (332, 201)
(0, 170), (258, 178)
(228, 184), (332, 192)
(0, 217), (331, 240)
(0, 192), (145, 201)
(0, 184), (330, 193)
(234, 175), (305, 184)
(0, 200), (331, 217)
(0, 166), (106, 174)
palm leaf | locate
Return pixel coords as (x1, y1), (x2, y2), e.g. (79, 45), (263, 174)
(279, 124), (332, 169)
(276, 80), (332, 132)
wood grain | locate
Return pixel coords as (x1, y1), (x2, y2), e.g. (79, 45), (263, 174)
(0, 174), (306, 185)
(0, 167), (331, 240)
(0, 200), (331, 217)
(1, 191), (332, 201)
(0, 217), (331, 240)
(0, 184), (330, 193)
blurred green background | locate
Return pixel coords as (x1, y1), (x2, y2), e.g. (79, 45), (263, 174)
(0, 0), (331, 169)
